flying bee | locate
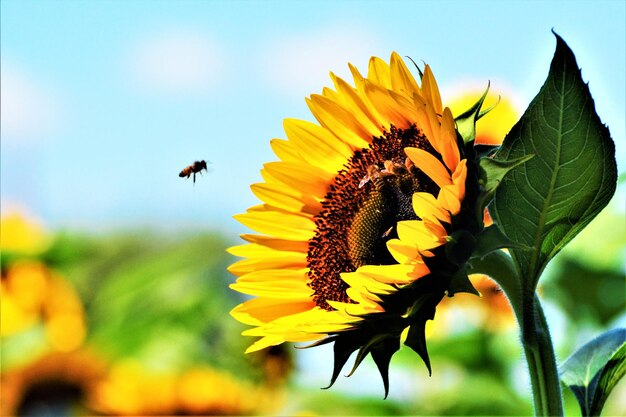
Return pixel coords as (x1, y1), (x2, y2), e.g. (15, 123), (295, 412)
(179, 160), (209, 183)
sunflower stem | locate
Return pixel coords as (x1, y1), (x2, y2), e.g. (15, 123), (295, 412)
(467, 253), (563, 415)
(521, 293), (564, 417)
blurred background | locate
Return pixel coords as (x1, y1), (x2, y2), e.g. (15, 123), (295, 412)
(1, 0), (624, 415)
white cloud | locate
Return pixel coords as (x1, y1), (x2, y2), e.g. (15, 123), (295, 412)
(1, 61), (63, 142)
(129, 30), (223, 95)
(260, 25), (383, 96)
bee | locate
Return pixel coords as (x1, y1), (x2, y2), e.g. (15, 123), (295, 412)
(179, 160), (209, 183)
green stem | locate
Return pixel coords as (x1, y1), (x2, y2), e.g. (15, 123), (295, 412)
(521, 293), (564, 416)
(468, 252), (563, 416)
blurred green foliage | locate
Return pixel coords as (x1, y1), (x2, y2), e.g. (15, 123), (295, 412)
(543, 203), (625, 327)
(3, 196), (623, 415)
(44, 230), (260, 379)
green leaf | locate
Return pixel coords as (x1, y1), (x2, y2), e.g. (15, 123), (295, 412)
(490, 33), (617, 287)
(560, 328), (626, 416)
(592, 341), (626, 416)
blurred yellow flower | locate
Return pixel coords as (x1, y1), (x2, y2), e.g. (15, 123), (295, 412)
(93, 359), (178, 415)
(435, 274), (516, 334)
(469, 274), (516, 330)
(0, 350), (106, 416)
(92, 359), (280, 415)
(0, 208), (51, 254)
(1, 260), (86, 352)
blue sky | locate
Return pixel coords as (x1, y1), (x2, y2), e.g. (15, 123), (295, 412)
(2, 0), (625, 234)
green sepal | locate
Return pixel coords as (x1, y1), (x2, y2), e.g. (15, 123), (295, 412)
(473, 143), (500, 158)
(322, 335), (362, 390)
(346, 334), (389, 378)
(473, 225), (531, 259)
(477, 154), (534, 213)
(405, 56), (424, 79)
(404, 316), (433, 376)
(318, 313), (407, 396)
(454, 83), (493, 145)
(444, 230), (475, 267)
(371, 336), (401, 399)
(294, 335), (336, 349)
(447, 270), (480, 297)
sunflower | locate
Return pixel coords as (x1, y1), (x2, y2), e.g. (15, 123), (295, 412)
(0, 350), (106, 416)
(92, 361), (277, 415)
(230, 52), (502, 394)
(0, 207), (51, 255)
(1, 260), (87, 353)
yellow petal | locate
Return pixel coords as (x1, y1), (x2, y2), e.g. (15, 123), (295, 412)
(239, 234), (309, 253)
(437, 185), (461, 215)
(251, 182), (321, 214)
(230, 280), (312, 299)
(329, 73), (385, 136)
(423, 218), (448, 241)
(412, 192), (450, 223)
(364, 80), (411, 128)
(389, 90), (420, 122)
(270, 139), (300, 162)
(367, 56), (392, 89)
(386, 238), (421, 264)
(233, 211), (315, 241)
(413, 97), (440, 153)
(264, 161), (333, 198)
(235, 268), (309, 283)
(421, 65), (443, 115)
(395, 220), (442, 252)
(283, 118), (353, 174)
(230, 297), (316, 326)
(244, 336), (285, 353)
(269, 308), (354, 333)
(404, 147), (452, 188)
(228, 242), (295, 258)
(228, 256), (307, 276)
(306, 95), (370, 149)
(437, 108), (461, 171)
(356, 263), (429, 285)
(452, 159), (468, 187)
(390, 51), (420, 98)
(348, 62), (366, 93)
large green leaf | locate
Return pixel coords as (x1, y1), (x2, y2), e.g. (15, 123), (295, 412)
(490, 33), (617, 286)
(560, 328), (626, 416)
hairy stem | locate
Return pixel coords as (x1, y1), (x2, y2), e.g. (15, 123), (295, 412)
(522, 294), (564, 416)
(468, 252), (564, 415)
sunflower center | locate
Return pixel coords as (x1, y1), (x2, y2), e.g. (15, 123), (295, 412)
(307, 125), (441, 310)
